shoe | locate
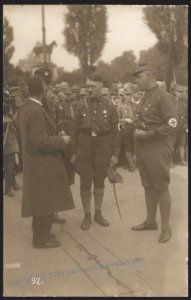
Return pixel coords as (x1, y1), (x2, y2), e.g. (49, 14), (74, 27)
(33, 239), (61, 249)
(49, 233), (56, 240)
(5, 190), (14, 197)
(52, 215), (66, 224)
(94, 211), (109, 226)
(131, 221), (158, 231)
(81, 213), (91, 230)
(13, 182), (22, 191)
(159, 228), (172, 243)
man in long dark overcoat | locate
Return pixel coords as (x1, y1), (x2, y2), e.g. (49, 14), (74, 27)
(17, 75), (74, 249)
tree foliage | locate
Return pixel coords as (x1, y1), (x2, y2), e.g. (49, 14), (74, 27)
(3, 17), (16, 86)
(110, 51), (137, 82)
(3, 17), (15, 65)
(143, 5), (187, 66)
(3, 17), (29, 87)
(139, 46), (167, 80)
(63, 5), (107, 79)
(140, 45), (187, 85)
(93, 51), (137, 85)
(143, 5), (188, 90)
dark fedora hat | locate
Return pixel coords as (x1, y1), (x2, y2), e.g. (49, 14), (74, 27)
(34, 68), (52, 84)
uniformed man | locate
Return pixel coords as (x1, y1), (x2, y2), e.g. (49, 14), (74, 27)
(79, 87), (88, 103)
(3, 91), (20, 197)
(55, 87), (76, 185)
(71, 85), (80, 105)
(173, 85), (188, 166)
(117, 87), (135, 171)
(101, 87), (110, 101)
(110, 86), (119, 107)
(132, 63), (178, 243)
(73, 80), (120, 230)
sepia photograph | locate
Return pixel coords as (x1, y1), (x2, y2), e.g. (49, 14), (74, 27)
(3, 4), (188, 297)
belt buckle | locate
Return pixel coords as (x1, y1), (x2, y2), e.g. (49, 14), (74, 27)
(91, 130), (97, 137)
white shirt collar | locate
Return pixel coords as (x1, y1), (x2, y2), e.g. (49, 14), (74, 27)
(29, 97), (42, 106)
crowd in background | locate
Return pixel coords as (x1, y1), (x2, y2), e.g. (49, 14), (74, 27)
(3, 77), (188, 197)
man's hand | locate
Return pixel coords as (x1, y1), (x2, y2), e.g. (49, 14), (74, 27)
(62, 135), (71, 144)
(125, 118), (133, 124)
(70, 155), (76, 164)
(110, 155), (118, 167)
(134, 129), (147, 139)
(118, 123), (121, 131)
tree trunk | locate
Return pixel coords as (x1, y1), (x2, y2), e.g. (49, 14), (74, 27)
(165, 38), (173, 92)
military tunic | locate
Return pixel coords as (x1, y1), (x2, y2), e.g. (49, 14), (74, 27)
(135, 84), (177, 190)
(73, 96), (120, 192)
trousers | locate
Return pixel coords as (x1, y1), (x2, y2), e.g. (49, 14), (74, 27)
(3, 153), (15, 193)
(32, 214), (53, 245)
(136, 137), (172, 230)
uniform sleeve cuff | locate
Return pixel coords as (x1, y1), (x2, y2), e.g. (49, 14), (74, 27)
(145, 130), (156, 138)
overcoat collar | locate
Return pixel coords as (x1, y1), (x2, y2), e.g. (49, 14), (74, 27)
(27, 98), (57, 131)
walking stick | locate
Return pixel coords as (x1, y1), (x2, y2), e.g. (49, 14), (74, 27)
(113, 183), (122, 219)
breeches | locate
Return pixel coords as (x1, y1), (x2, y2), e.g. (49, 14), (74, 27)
(76, 133), (112, 191)
(136, 138), (172, 192)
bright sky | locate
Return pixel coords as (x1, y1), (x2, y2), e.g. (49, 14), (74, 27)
(3, 5), (157, 71)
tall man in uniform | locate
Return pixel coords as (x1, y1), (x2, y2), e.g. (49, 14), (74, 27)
(132, 63), (177, 243)
(73, 81), (120, 230)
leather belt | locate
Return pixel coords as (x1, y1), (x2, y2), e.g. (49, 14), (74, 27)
(80, 128), (110, 137)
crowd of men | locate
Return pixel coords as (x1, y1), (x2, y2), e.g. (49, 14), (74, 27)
(3, 64), (188, 248)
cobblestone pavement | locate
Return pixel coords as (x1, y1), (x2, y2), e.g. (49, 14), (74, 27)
(3, 165), (188, 297)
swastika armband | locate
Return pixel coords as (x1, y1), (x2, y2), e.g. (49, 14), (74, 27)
(168, 118), (177, 128)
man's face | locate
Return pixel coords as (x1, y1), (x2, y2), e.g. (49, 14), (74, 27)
(135, 71), (151, 91)
(66, 93), (72, 102)
(87, 85), (100, 98)
(119, 94), (125, 102)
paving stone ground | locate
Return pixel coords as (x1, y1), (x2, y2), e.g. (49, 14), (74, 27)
(3, 165), (188, 297)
